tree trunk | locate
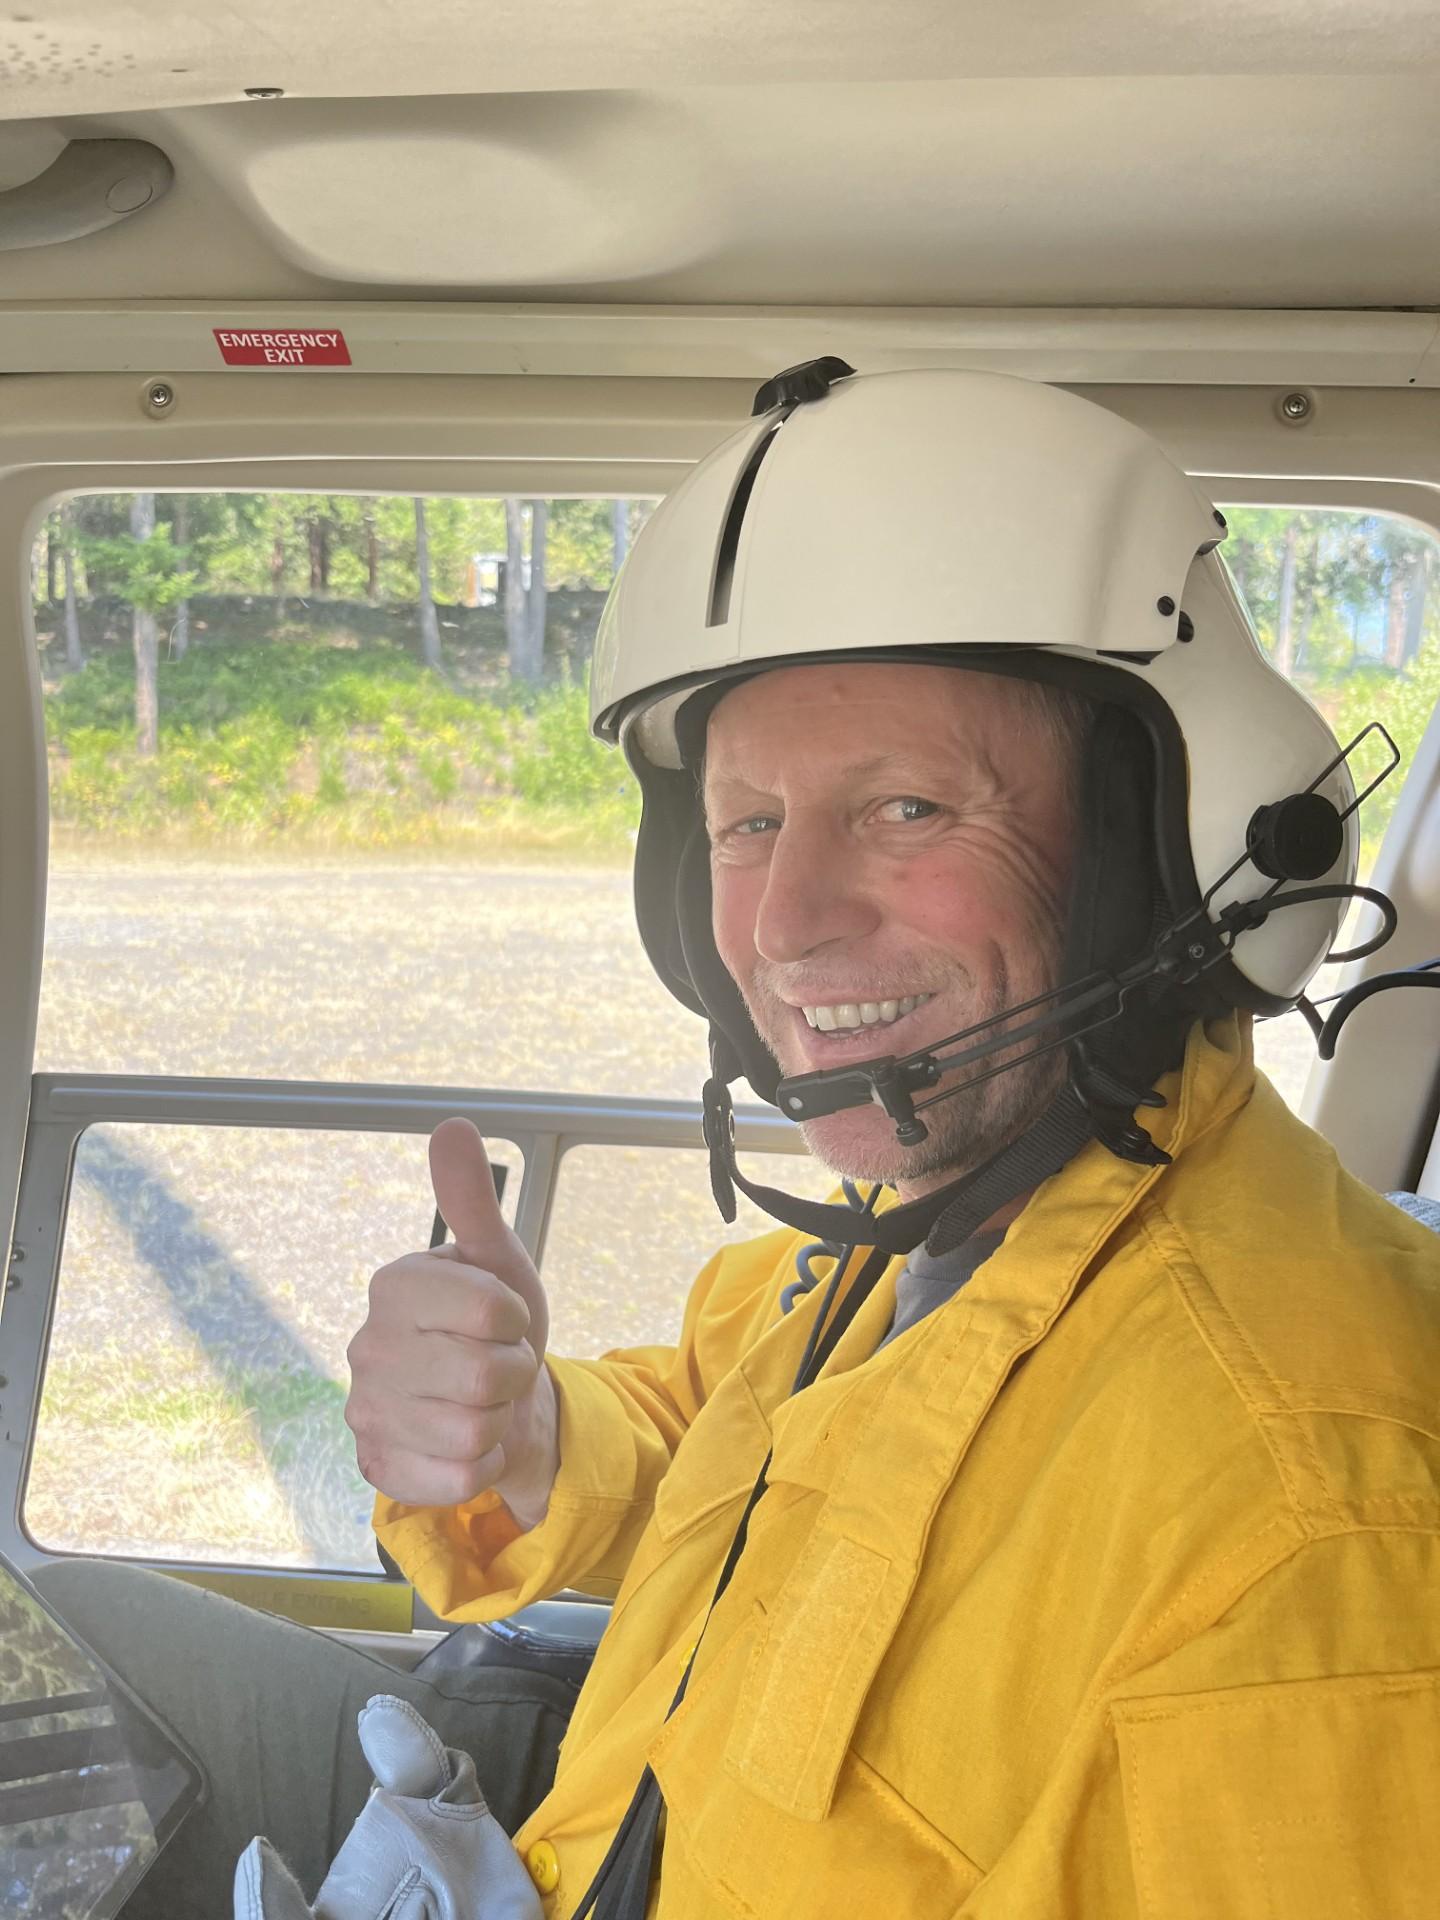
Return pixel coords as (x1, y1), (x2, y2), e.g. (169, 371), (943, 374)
(1401, 548), (1431, 666)
(60, 502), (84, 671)
(504, 497), (540, 683)
(1383, 563), (1409, 669)
(364, 511), (380, 606)
(611, 497), (629, 575)
(413, 497), (443, 672)
(170, 495), (190, 659)
(1274, 520), (1299, 678)
(130, 492), (159, 756)
(526, 500), (549, 674)
(46, 525), (58, 604)
(307, 512), (325, 593)
(269, 522), (288, 622)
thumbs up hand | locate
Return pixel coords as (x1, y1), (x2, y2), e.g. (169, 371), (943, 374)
(346, 1120), (560, 1530)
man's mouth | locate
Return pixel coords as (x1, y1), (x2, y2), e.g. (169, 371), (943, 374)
(798, 992), (935, 1033)
(770, 993), (944, 1073)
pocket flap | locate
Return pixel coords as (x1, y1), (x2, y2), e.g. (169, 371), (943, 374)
(726, 1528), (900, 1821)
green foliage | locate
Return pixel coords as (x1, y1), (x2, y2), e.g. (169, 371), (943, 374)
(81, 526), (196, 617)
(1223, 506), (1438, 842)
(508, 682), (637, 809)
(32, 492), (1438, 863)
(43, 626), (640, 849)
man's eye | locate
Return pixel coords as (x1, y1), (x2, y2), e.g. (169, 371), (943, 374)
(733, 814), (781, 836)
(877, 796), (940, 824)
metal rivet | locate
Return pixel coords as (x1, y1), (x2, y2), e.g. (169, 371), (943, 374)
(244, 84), (284, 98)
(1188, 941), (1207, 961)
(1156, 595), (1176, 617)
(145, 380), (176, 414)
(1279, 391), (1312, 423)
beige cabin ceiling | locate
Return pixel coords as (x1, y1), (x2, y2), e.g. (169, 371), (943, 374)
(1, 1), (1438, 309)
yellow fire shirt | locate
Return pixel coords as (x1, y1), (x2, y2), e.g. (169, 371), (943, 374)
(378, 1015), (1440, 1918)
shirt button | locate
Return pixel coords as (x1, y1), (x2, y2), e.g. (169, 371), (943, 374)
(526, 1840), (561, 1894)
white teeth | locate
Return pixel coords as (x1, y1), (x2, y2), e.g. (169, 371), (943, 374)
(800, 992), (932, 1031)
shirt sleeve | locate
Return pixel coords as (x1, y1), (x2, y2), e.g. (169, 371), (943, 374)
(372, 1223), (799, 1620)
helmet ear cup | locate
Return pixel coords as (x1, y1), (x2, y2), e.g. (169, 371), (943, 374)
(675, 822), (785, 1104)
(1063, 706), (1203, 1095)
(632, 764), (707, 1019)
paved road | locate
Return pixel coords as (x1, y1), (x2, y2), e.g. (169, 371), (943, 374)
(27, 859), (1321, 1572)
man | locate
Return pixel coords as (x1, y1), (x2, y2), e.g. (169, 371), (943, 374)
(351, 366), (1440, 1916)
(39, 366), (1440, 1917)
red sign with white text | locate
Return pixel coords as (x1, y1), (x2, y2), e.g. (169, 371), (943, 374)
(213, 328), (351, 367)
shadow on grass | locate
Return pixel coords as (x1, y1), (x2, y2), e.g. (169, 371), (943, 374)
(74, 1130), (356, 1564)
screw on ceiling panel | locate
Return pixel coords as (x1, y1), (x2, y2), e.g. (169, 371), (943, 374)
(144, 380), (176, 415)
(1279, 391), (1313, 423)
(244, 85), (284, 98)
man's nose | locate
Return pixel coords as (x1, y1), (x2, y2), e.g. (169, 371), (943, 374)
(753, 816), (881, 964)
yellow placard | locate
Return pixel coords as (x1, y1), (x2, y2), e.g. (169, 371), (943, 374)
(163, 1565), (414, 1633)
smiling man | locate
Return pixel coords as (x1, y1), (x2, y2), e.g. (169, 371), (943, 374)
(38, 368), (1440, 1920)
(354, 368), (1440, 1919)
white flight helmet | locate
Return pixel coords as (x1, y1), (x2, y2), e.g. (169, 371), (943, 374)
(590, 362), (1374, 1246)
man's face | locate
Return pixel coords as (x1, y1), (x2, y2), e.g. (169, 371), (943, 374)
(704, 663), (1079, 1195)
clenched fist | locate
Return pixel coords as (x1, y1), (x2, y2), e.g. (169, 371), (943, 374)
(345, 1118), (560, 1530)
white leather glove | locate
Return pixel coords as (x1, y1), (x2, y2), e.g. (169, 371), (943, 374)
(233, 1694), (544, 1920)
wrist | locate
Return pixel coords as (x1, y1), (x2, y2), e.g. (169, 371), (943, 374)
(494, 1362), (560, 1533)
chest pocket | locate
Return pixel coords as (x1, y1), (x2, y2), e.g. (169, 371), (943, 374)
(652, 1572), (981, 1917)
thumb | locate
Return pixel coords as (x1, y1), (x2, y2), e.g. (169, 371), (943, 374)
(234, 1837), (314, 1920)
(429, 1116), (508, 1252)
(428, 1118), (549, 1360)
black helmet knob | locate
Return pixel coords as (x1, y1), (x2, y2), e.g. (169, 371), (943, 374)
(1246, 792), (1345, 881)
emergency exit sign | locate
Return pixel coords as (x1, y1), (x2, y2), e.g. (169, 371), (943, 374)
(213, 328), (352, 366)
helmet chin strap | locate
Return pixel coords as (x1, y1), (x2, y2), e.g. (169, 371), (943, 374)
(702, 1031), (1137, 1259)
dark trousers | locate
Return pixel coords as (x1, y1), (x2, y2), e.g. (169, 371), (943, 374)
(33, 1559), (575, 1917)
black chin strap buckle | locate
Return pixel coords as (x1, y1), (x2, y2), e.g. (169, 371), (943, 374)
(1069, 1046), (1172, 1168)
(701, 1074), (739, 1224)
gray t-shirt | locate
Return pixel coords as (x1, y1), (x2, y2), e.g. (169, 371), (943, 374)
(879, 1229), (1007, 1349)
